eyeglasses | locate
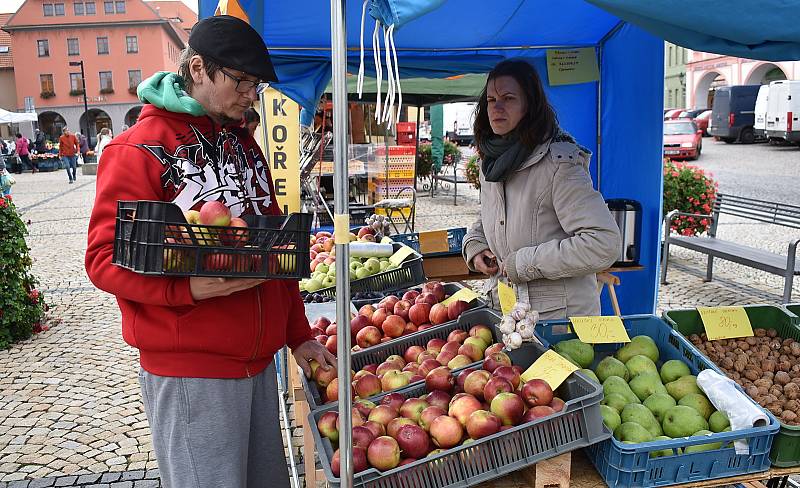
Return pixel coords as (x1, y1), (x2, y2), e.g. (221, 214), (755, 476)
(219, 67), (268, 94)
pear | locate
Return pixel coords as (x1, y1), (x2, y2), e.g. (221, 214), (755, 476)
(558, 351), (581, 368)
(621, 403), (663, 437)
(629, 372), (668, 402)
(603, 376), (640, 405)
(662, 405), (708, 438)
(665, 375), (702, 401)
(614, 422), (654, 444)
(600, 404), (621, 432)
(615, 335), (659, 364)
(649, 436), (676, 458)
(683, 430), (722, 453)
(554, 339), (594, 369)
(660, 359), (691, 384)
(644, 393), (677, 423)
(601, 393), (629, 414)
(595, 356), (629, 383)
(678, 393), (715, 420)
(578, 369), (600, 384)
(625, 355), (658, 378)
(709, 411), (731, 433)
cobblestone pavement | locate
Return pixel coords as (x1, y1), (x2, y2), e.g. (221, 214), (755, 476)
(0, 155), (796, 487)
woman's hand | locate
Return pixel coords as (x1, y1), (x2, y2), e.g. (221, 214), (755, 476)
(472, 250), (499, 276)
(189, 277), (265, 301)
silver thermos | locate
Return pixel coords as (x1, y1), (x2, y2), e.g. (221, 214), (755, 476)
(606, 199), (642, 267)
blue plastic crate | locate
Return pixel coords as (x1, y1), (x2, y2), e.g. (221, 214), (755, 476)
(536, 314), (780, 487)
(391, 227), (467, 257)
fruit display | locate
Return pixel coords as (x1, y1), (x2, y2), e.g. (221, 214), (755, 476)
(315, 351), (567, 475)
(686, 329), (800, 426)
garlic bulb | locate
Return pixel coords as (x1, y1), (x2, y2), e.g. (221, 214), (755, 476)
(518, 322), (535, 339)
(511, 302), (530, 321)
(498, 316), (517, 334)
(507, 332), (523, 349)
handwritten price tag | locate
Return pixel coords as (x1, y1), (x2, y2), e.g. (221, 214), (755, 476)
(441, 287), (480, 307)
(569, 316), (630, 344)
(498, 281), (516, 316)
(389, 245), (415, 266)
(520, 350), (579, 389)
(698, 306), (754, 340)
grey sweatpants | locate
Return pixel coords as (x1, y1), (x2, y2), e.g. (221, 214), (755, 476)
(139, 363), (290, 488)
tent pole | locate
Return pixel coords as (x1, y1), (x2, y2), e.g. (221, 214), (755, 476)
(330, 0), (353, 487)
(596, 44), (603, 192)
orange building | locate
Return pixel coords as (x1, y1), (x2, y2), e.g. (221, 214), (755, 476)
(2, 0), (196, 145)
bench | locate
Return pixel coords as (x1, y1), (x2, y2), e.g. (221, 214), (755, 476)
(660, 193), (800, 302)
(431, 156), (470, 205)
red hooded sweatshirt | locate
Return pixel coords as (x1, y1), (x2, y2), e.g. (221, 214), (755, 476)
(85, 104), (312, 378)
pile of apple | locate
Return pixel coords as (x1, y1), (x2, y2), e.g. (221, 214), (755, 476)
(309, 322), (501, 403)
(316, 350), (566, 475)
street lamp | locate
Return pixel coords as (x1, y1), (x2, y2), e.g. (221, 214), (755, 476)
(69, 60), (90, 143)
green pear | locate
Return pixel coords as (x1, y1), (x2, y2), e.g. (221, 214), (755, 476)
(660, 359), (692, 384)
(601, 393), (629, 414)
(615, 335), (659, 364)
(662, 405), (708, 438)
(600, 405), (621, 432)
(665, 375), (702, 401)
(678, 393), (715, 420)
(649, 436), (676, 458)
(305, 278), (323, 292)
(683, 430), (722, 453)
(709, 411), (731, 433)
(554, 339), (594, 369)
(629, 372), (668, 402)
(558, 352), (582, 368)
(578, 369), (600, 384)
(643, 393), (677, 423)
(603, 376), (640, 405)
(613, 422), (654, 444)
(595, 356), (629, 383)
(625, 355), (658, 378)
(621, 403), (663, 437)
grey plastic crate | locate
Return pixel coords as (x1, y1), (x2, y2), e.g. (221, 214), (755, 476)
(301, 308), (503, 411)
(309, 342), (609, 488)
(390, 282), (487, 312)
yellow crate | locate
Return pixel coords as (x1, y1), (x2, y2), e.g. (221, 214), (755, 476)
(374, 205), (413, 225)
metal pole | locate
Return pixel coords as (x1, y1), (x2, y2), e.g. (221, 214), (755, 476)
(80, 62), (89, 143)
(330, 0), (353, 487)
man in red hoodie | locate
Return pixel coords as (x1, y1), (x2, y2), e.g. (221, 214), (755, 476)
(85, 16), (335, 487)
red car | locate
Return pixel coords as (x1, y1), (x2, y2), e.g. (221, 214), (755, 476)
(664, 109), (685, 120)
(693, 110), (712, 136)
(663, 120), (703, 160)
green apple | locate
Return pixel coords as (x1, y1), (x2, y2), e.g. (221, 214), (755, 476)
(305, 278), (323, 292)
(380, 261), (390, 271)
(350, 261), (362, 271)
(355, 267), (372, 280)
(321, 275), (335, 288)
(349, 268), (357, 280)
(364, 258), (381, 274)
(316, 263), (329, 275)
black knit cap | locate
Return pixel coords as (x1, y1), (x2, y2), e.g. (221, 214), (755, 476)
(189, 15), (278, 82)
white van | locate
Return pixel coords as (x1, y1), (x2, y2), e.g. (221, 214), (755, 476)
(754, 85), (769, 138)
(765, 80), (800, 143)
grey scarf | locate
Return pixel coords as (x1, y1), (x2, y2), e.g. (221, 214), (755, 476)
(479, 128), (588, 182)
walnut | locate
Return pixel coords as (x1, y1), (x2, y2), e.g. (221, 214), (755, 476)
(755, 329), (767, 337)
(784, 383), (800, 400)
(785, 399), (800, 412)
(762, 372), (775, 381)
(780, 354), (791, 363)
(783, 345), (794, 355)
(760, 345), (772, 355)
(793, 364), (800, 374)
(721, 358), (735, 370)
(746, 385), (760, 398)
(734, 360), (747, 373)
(689, 333), (700, 343)
(744, 369), (760, 381)
(746, 337), (758, 346)
(762, 360), (777, 373)
(740, 342), (751, 351)
(784, 338), (795, 346)
(782, 411), (798, 423)
(768, 403), (784, 416)
(755, 378), (773, 389)
(770, 339), (783, 350)
(768, 329), (779, 338)
(769, 385), (784, 397)
(776, 372), (791, 386)
(758, 386), (770, 396)
(779, 361), (792, 373)
(790, 343), (800, 357)
(701, 333), (708, 341)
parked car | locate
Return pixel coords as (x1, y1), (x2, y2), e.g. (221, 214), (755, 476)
(664, 108), (685, 120)
(664, 119), (702, 160)
(754, 85), (769, 138)
(694, 110), (712, 136)
(765, 80), (800, 144)
(708, 85), (760, 143)
(678, 109), (707, 120)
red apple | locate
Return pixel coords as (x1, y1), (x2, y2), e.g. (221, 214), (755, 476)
(363, 364), (378, 375)
(426, 338), (446, 354)
(315, 316), (332, 329)
(447, 330), (469, 344)
(354, 399), (376, 418)
(483, 377), (514, 404)
(393, 300), (412, 321)
(350, 315), (371, 338)
(424, 390), (451, 411)
(376, 361), (400, 378)
(490, 392), (526, 426)
(396, 424), (431, 459)
(371, 309), (390, 328)
(418, 324), (433, 331)
(385, 355), (406, 368)
(464, 336), (489, 355)
(409, 303), (432, 326)
(485, 343), (505, 357)
(221, 216), (248, 244)
(416, 352), (437, 365)
(310, 326), (326, 337)
(399, 458), (417, 466)
(447, 300), (470, 321)
(466, 409), (502, 439)
(415, 293), (438, 306)
(521, 379), (554, 407)
(368, 404), (400, 427)
(493, 366), (521, 390)
(418, 359), (442, 377)
(402, 290), (420, 302)
(381, 370), (411, 391)
(331, 446), (368, 476)
(199, 200), (231, 226)
(356, 326), (382, 349)
(359, 304), (376, 318)
(512, 365), (524, 377)
(458, 343), (484, 362)
(409, 374), (425, 383)
(404, 345), (425, 364)
(483, 352), (512, 373)
(549, 397), (566, 413)
(429, 304), (450, 325)
(326, 378), (340, 402)
(528, 405), (556, 423)
(469, 324), (493, 344)
(418, 406), (447, 432)
(422, 282), (446, 302)
(357, 226), (374, 238)
(380, 295), (400, 312)
(336, 408), (365, 431)
(399, 398), (429, 423)
(386, 417), (416, 439)
(352, 425), (375, 449)
(456, 367), (478, 391)
(354, 373), (382, 398)
(367, 436), (400, 471)
(380, 392), (405, 412)
(425, 366), (454, 392)
(429, 415), (464, 449)
(364, 420), (386, 438)
(381, 315), (406, 338)
(402, 362), (420, 376)
(404, 321), (418, 335)
(449, 394), (482, 426)
(463, 370), (492, 400)
(317, 411), (339, 442)
(435, 351), (457, 368)
(441, 340), (461, 356)
(325, 323), (338, 336)
(314, 365), (337, 388)
(447, 354), (473, 370)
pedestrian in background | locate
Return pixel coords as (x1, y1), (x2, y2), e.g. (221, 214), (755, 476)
(76, 131), (89, 163)
(15, 133), (32, 174)
(59, 127), (80, 184)
(33, 129), (46, 153)
(243, 107), (260, 137)
(94, 128), (112, 161)
(0, 154), (13, 197)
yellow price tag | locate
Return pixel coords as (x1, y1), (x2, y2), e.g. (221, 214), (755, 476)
(418, 230), (450, 255)
(697, 306), (754, 340)
(569, 316), (630, 344)
(441, 287), (480, 307)
(498, 281), (516, 315)
(389, 245), (415, 266)
(520, 350), (579, 389)
(380, 236), (393, 244)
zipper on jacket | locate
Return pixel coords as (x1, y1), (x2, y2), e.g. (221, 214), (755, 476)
(247, 288), (264, 378)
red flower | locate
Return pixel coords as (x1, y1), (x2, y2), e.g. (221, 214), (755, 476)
(28, 289), (40, 301)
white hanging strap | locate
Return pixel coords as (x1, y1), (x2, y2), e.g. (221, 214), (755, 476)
(381, 24), (395, 128)
(389, 23), (402, 124)
(372, 21), (382, 122)
(356, 0), (369, 98)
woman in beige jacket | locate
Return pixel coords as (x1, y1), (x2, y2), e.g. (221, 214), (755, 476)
(462, 60), (621, 320)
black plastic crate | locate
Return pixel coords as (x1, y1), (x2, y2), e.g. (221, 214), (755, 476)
(309, 342), (609, 487)
(113, 200), (311, 279)
(301, 308), (503, 411)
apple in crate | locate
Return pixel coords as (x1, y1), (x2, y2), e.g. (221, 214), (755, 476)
(381, 315), (406, 338)
(314, 365), (337, 388)
(493, 366), (521, 390)
(380, 392), (405, 412)
(332, 446), (369, 476)
(429, 304), (450, 325)
(521, 379), (554, 407)
(483, 352), (512, 373)
(381, 370), (411, 391)
(425, 366), (454, 392)
(396, 424), (431, 459)
(483, 377), (514, 404)
(404, 345), (425, 364)
(199, 200), (231, 227)
(399, 398), (429, 423)
(356, 326), (382, 349)
(409, 303), (431, 326)
(354, 373), (382, 398)
(368, 405), (399, 427)
(317, 411), (339, 442)
(429, 415), (463, 449)
(466, 410), (501, 440)
(549, 397), (566, 412)
(393, 300), (412, 321)
(422, 281), (446, 302)
(415, 293), (438, 306)
(469, 324), (494, 345)
(220, 217), (248, 245)
(463, 370), (491, 400)
(490, 392), (526, 426)
(387, 417), (417, 439)
(419, 405), (447, 432)
(447, 300), (470, 321)
(449, 394), (482, 426)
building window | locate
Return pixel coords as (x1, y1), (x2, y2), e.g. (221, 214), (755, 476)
(97, 36), (109, 54)
(126, 36), (138, 53)
(99, 71), (113, 92)
(43, 3), (54, 15)
(682, 49), (687, 64)
(128, 69), (142, 88)
(67, 38), (79, 55)
(85, 1), (96, 14)
(55, 3), (65, 14)
(74, 1), (84, 14)
(37, 39), (50, 57)
(667, 91), (673, 107)
(104, 0), (113, 13)
(115, 0), (125, 13)
(70, 72), (84, 93)
(40, 74), (54, 95)
(668, 46), (673, 66)
(104, 0), (124, 13)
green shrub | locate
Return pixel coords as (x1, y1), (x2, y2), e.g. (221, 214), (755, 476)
(465, 155), (481, 190)
(663, 159), (718, 236)
(416, 141), (461, 179)
(0, 196), (48, 349)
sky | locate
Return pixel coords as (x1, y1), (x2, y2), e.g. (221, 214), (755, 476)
(1, 0), (199, 14)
